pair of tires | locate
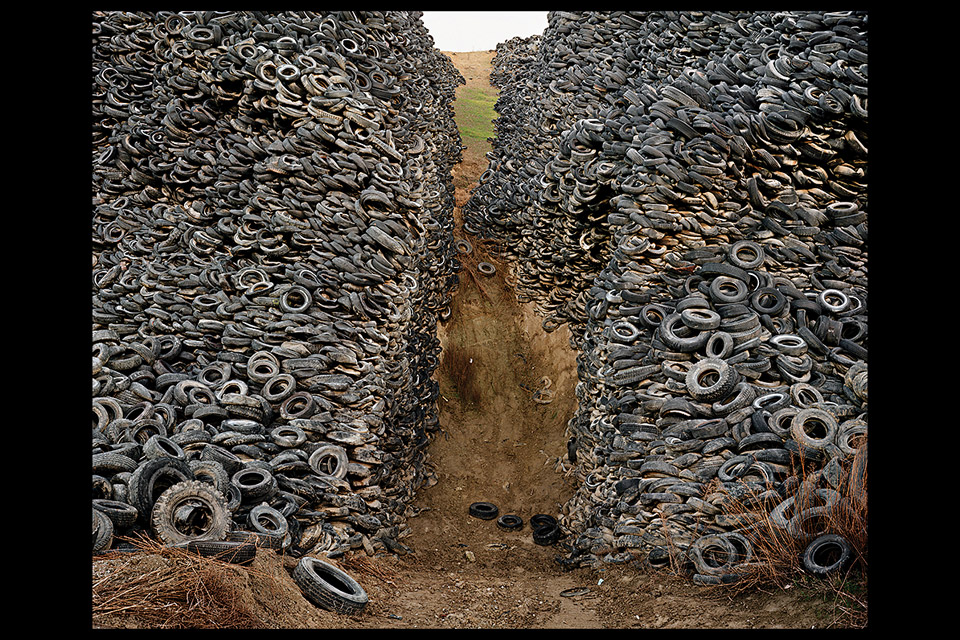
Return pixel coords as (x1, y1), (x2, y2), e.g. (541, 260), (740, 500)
(469, 502), (522, 530)
(530, 514), (561, 546)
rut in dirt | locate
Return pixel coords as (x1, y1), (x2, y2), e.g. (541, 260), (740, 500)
(398, 52), (582, 557)
(402, 213), (583, 555)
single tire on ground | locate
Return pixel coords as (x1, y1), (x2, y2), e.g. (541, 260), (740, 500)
(468, 502), (499, 520)
(292, 556), (369, 614)
(802, 533), (853, 577)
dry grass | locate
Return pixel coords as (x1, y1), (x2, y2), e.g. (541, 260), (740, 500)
(716, 443), (869, 628)
(92, 535), (270, 629)
(336, 550), (399, 586)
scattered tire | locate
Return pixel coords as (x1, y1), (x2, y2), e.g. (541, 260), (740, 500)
(308, 444), (349, 479)
(685, 358), (739, 403)
(469, 502), (499, 520)
(150, 480), (232, 545)
(477, 261), (496, 276)
(496, 514), (524, 531)
(189, 459), (231, 495)
(293, 556), (369, 614)
(802, 533), (853, 577)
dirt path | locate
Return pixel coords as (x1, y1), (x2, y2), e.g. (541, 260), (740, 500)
(92, 50), (848, 631)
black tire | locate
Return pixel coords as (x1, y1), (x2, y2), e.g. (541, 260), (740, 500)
(247, 503), (289, 548)
(293, 556), (369, 614)
(787, 505), (833, 544)
(529, 514), (557, 530)
(532, 523), (561, 546)
(308, 445), (349, 478)
(469, 502), (499, 520)
(496, 514), (524, 531)
(688, 534), (736, 575)
(722, 532), (754, 565)
(128, 457), (195, 526)
(199, 444), (244, 476)
(93, 507), (114, 554)
(93, 475), (114, 501)
(150, 480), (232, 545)
(93, 498), (139, 530)
(92, 452), (139, 476)
(685, 358), (738, 402)
(680, 307), (721, 331)
(790, 408), (838, 450)
(232, 466), (278, 503)
(178, 539), (257, 566)
(659, 313), (709, 353)
(143, 434), (186, 460)
(802, 533), (853, 577)
(189, 459), (231, 495)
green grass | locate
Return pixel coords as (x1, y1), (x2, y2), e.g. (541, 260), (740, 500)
(456, 86), (498, 143)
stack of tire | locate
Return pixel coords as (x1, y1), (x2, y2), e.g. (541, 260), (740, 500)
(91, 10), (464, 572)
(464, 10), (868, 577)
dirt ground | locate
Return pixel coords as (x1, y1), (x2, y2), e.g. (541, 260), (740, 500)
(91, 51), (850, 630)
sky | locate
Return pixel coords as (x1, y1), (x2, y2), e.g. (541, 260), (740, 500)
(421, 11), (548, 52)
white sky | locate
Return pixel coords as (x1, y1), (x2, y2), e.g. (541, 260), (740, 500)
(422, 11), (548, 52)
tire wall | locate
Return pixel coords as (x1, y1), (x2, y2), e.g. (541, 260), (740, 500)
(462, 11), (868, 567)
(92, 11), (465, 555)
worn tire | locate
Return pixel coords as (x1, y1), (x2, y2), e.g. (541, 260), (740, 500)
(92, 452), (139, 476)
(790, 408), (838, 450)
(93, 507), (114, 554)
(496, 514), (524, 531)
(308, 444), (349, 478)
(802, 533), (853, 577)
(232, 466), (278, 503)
(178, 539), (257, 566)
(128, 457), (194, 526)
(150, 480), (231, 545)
(247, 503), (288, 548)
(189, 459), (231, 495)
(93, 498), (139, 530)
(142, 434), (186, 460)
(293, 556), (369, 614)
(688, 534), (737, 575)
(532, 522), (561, 546)
(529, 514), (557, 530)
(685, 358), (738, 403)
(468, 502), (499, 520)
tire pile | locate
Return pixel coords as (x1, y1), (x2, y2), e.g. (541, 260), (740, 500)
(92, 11), (465, 562)
(463, 11), (868, 577)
